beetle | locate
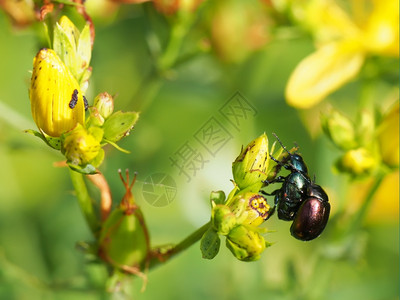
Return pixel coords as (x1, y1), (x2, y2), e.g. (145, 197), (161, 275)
(290, 182), (330, 241)
(261, 133), (330, 241)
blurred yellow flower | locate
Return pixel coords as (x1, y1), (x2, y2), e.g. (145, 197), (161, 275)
(339, 147), (378, 175)
(285, 0), (399, 109)
(367, 171), (399, 223)
(348, 171), (399, 224)
(378, 101), (399, 167)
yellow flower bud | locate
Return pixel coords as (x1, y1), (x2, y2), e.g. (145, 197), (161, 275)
(62, 124), (102, 166)
(232, 133), (269, 190)
(225, 225), (266, 261)
(229, 193), (272, 227)
(29, 48), (85, 137)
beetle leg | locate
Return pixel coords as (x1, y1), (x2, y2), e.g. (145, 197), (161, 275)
(262, 176), (285, 186)
(260, 189), (278, 196)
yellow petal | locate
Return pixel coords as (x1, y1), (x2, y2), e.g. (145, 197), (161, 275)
(302, 0), (360, 43)
(363, 0), (399, 56)
(378, 101), (399, 167)
(286, 41), (365, 109)
(29, 48), (85, 137)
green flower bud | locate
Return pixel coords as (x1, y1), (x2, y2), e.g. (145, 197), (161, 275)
(94, 92), (114, 119)
(99, 170), (150, 270)
(232, 133), (269, 190)
(226, 225), (266, 261)
(212, 204), (236, 236)
(337, 148), (378, 175)
(321, 109), (357, 150)
(62, 124), (103, 166)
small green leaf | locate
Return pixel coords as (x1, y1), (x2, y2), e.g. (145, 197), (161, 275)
(210, 190), (226, 205)
(200, 227), (221, 260)
(68, 162), (97, 174)
(103, 111), (139, 143)
(24, 129), (62, 150)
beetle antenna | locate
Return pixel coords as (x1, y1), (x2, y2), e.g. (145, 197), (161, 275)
(272, 133), (291, 155)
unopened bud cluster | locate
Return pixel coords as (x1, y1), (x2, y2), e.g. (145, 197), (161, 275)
(201, 134), (283, 261)
(27, 16), (139, 174)
(322, 104), (399, 177)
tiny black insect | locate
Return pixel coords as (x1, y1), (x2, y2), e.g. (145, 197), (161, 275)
(83, 95), (88, 111)
(69, 89), (79, 109)
(261, 133), (330, 241)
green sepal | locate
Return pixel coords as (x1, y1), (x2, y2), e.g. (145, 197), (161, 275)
(53, 16), (92, 86)
(211, 204), (236, 236)
(103, 111), (139, 143)
(68, 162), (97, 174)
(103, 139), (130, 153)
(234, 181), (264, 195)
(86, 107), (105, 128)
(200, 227), (221, 260)
(88, 126), (104, 142)
(77, 23), (92, 82)
(24, 129), (62, 150)
(210, 190), (226, 205)
(225, 181), (239, 206)
(53, 20), (78, 79)
(265, 141), (286, 181)
(90, 148), (105, 168)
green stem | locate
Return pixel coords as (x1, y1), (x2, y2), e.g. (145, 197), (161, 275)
(346, 171), (386, 236)
(69, 169), (99, 236)
(148, 221), (211, 270)
(157, 19), (190, 72)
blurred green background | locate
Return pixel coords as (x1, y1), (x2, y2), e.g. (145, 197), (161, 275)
(0, 1), (398, 299)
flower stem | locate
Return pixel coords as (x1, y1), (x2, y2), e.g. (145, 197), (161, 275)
(148, 221), (211, 270)
(346, 171), (386, 236)
(157, 19), (190, 72)
(69, 169), (100, 236)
